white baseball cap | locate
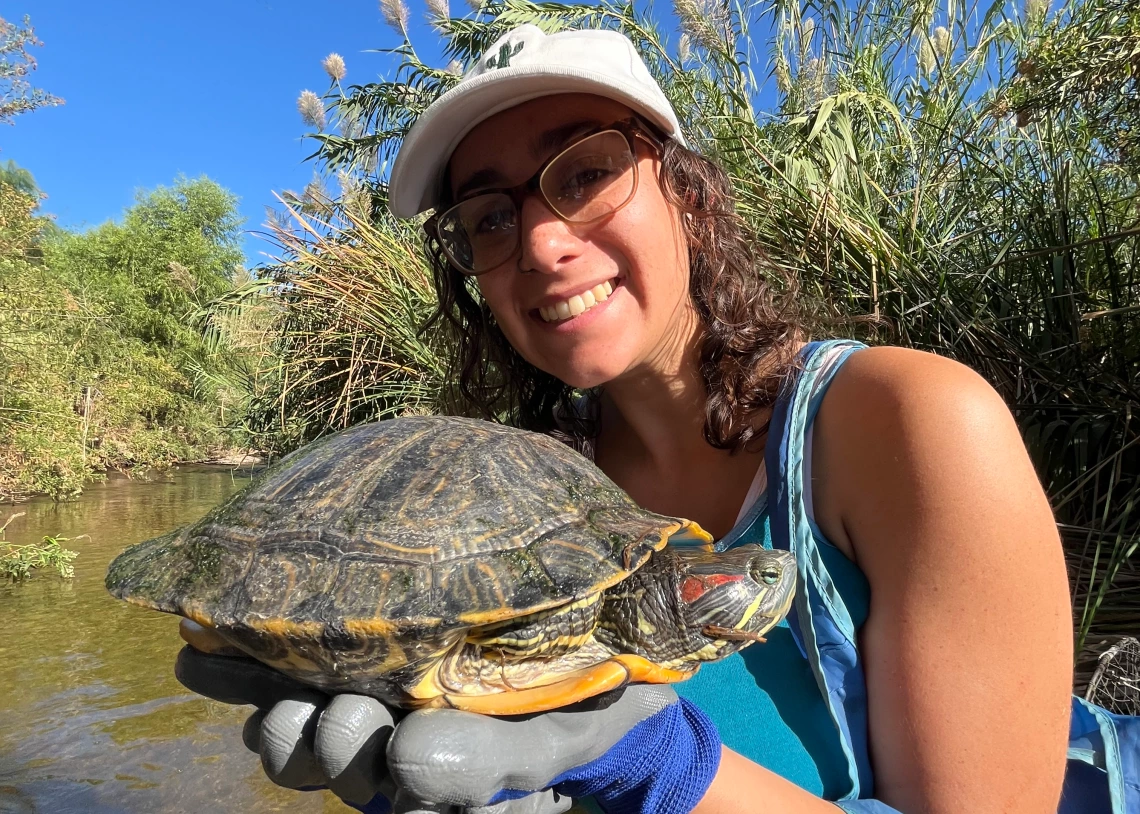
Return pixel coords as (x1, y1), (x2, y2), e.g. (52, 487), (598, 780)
(388, 24), (685, 218)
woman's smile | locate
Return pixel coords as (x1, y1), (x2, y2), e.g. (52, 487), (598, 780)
(533, 277), (620, 326)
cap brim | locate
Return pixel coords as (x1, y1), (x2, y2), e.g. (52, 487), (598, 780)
(388, 65), (684, 218)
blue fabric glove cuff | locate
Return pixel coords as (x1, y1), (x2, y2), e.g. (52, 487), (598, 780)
(548, 697), (722, 814)
(342, 794), (391, 814)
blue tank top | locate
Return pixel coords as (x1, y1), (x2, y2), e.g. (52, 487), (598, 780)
(672, 341), (870, 799)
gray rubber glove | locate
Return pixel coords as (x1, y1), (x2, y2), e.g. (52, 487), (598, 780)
(175, 645), (579, 814)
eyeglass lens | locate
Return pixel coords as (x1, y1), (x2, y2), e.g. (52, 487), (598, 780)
(437, 130), (636, 274)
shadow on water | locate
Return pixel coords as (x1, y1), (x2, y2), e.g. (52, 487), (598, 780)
(0, 467), (351, 813)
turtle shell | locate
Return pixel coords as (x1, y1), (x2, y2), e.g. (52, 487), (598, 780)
(106, 416), (708, 702)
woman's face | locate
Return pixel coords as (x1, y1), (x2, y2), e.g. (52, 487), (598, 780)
(447, 94), (695, 389)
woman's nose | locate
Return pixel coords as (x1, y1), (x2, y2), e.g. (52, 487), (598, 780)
(516, 193), (581, 274)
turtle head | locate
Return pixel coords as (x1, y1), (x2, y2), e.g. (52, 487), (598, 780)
(675, 545), (797, 656)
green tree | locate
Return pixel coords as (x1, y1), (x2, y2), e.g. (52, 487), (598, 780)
(50, 177), (243, 351)
(0, 176), (249, 499)
(0, 159), (38, 197)
(0, 15), (63, 125)
(0, 159), (63, 243)
(0, 181), (90, 497)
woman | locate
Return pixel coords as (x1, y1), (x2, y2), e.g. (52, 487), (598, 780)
(181, 23), (1080, 814)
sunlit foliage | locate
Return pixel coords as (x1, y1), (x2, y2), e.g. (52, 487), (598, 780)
(0, 15), (63, 125)
(0, 177), (250, 499)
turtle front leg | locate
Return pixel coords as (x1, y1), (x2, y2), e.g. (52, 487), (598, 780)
(403, 590), (703, 714)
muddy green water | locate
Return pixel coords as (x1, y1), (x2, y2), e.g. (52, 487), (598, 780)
(0, 467), (351, 814)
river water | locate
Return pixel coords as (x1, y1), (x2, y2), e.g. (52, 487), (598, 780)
(0, 467), (350, 814)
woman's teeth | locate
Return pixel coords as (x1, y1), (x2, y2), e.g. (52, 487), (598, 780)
(539, 281), (614, 323)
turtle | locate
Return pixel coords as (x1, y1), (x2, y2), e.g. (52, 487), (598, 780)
(106, 415), (796, 715)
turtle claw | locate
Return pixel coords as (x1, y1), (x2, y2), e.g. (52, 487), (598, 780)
(621, 540), (657, 571)
(702, 624), (768, 644)
(496, 649), (523, 691)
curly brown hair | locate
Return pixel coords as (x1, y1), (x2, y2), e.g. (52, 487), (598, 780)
(421, 135), (804, 452)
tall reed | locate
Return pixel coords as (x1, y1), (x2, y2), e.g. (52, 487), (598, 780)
(230, 192), (453, 454)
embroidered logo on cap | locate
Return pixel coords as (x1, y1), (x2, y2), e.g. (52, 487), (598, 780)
(485, 41), (524, 70)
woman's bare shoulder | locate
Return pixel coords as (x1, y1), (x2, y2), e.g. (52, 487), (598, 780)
(817, 344), (1024, 477)
(810, 345), (1021, 557)
(814, 342), (1064, 576)
(825, 345), (1002, 416)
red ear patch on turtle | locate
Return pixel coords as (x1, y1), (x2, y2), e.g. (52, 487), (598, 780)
(680, 574), (744, 603)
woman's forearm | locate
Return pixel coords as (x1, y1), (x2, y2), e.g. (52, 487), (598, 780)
(692, 746), (847, 814)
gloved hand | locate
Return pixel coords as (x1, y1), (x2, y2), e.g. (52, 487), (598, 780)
(385, 682), (721, 814)
(176, 644), (721, 814)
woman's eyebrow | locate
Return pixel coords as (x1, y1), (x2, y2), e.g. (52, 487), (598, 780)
(454, 167), (507, 200)
(452, 119), (604, 199)
(530, 119), (603, 158)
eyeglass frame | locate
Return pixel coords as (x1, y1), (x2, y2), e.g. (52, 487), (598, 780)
(425, 117), (665, 276)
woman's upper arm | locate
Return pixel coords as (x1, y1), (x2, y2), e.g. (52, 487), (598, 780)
(812, 346), (1072, 814)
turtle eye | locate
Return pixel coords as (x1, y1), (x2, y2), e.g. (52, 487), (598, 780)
(750, 561), (783, 585)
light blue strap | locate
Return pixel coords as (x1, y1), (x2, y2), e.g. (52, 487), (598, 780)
(833, 801), (904, 813)
(766, 339), (872, 800)
(799, 344), (865, 643)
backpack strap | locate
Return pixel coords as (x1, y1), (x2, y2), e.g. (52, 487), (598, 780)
(765, 339), (872, 800)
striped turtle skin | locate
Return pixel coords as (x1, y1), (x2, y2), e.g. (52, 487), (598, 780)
(106, 416), (795, 715)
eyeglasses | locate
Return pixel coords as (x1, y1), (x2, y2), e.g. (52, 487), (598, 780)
(427, 119), (660, 275)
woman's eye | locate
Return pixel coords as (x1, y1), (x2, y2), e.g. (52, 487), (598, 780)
(558, 162), (617, 198)
(474, 208), (514, 235)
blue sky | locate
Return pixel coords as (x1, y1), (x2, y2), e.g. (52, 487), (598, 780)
(1, 1), (421, 265)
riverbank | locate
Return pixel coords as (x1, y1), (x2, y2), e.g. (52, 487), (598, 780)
(0, 448), (267, 504)
(190, 449), (267, 467)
